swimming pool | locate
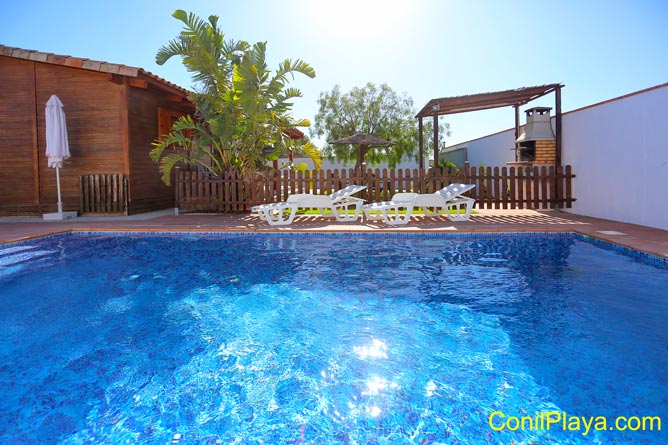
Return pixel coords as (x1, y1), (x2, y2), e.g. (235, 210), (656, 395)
(1, 232), (667, 444)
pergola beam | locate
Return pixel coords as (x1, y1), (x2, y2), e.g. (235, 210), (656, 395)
(416, 83), (564, 168)
(416, 84), (562, 118)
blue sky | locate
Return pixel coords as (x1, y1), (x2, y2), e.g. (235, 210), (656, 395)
(4, 0), (667, 146)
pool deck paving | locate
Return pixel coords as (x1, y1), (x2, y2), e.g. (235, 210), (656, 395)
(2, 209), (665, 445)
(1, 208), (667, 259)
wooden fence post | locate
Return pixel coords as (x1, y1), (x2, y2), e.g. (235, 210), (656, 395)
(554, 165), (562, 209)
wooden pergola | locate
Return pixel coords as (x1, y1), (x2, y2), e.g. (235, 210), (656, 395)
(416, 84), (564, 168)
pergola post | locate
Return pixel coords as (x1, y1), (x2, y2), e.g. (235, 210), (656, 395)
(554, 85), (563, 210)
(418, 118), (424, 170)
(514, 105), (520, 162)
(555, 85), (562, 167)
(432, 104), (439, 169)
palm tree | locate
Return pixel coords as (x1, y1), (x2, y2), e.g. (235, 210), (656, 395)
(150, 10), (319, 185)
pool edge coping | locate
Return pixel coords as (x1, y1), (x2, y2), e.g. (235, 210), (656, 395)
(2, 227), (666, 268)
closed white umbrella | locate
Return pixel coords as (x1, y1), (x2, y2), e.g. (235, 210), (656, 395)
(44, 95), (76, 220)
(45, 94), (70, 214)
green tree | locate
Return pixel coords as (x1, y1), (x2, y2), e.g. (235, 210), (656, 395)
(150, 10), (318, 185)
(312, 82), (450, 169)
(263, 134), (323, 171)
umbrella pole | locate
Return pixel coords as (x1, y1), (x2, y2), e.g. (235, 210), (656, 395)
(55, 166), (63, 214)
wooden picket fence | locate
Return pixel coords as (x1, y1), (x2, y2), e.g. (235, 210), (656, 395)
(175, 165), (575, 214)
(79, 173), (128, 215)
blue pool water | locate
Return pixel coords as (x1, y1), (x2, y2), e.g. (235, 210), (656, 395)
(1, 232), (667, 444)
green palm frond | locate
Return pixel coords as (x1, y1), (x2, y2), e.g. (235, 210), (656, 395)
(299, 141), (323, 170)
(282, 88), (303, 99)
(150, 131), (190, 161)
(157, 153), (187, 186)
(272, 88), (303, 112)
(290, 118), (311, 128)
(155, 40), (188, 65)
(276, 59), (316, 81)
(250, 42), (268, 72)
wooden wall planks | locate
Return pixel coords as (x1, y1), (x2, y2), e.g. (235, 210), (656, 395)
(0, 55), (192, 215)
(0, 57), (38, 205)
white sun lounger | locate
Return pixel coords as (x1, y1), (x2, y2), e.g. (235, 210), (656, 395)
(251, 194), (306, 226)
(361, 193), (419, 226)
(413, 183), (476, 221)
(361, 183), (476, 225)
(251, 185), (367, 226)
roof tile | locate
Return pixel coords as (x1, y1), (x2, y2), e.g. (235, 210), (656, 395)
(118, 65), (139, 77)
(63, 57), (84, 68)
(98, 63), (121, 74)
(28, 51), (48, 62)
(81, 60), (101, 71)
(13, 49), (32, 59)
(46, 54), (67, 64)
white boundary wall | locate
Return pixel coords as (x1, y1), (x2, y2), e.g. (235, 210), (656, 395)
(561, 85), (668, 230)
(453, 84), (668, 230)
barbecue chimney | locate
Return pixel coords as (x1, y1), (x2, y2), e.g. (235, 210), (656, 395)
(514, 107), (556, 164)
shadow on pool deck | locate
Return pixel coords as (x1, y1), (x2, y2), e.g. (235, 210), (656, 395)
(1, 208), (667, 259)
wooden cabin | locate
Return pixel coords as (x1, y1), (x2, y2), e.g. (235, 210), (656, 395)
(0, 45), (194, 216)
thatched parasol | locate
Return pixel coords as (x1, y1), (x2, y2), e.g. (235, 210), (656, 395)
(329, 133), (394, 170)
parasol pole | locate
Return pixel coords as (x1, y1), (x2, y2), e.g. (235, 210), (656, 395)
(55, 166), (63, 214)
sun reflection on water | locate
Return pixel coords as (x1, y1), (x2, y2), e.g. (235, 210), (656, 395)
(353, 338), (389, 359)
(363, 376), (399, 396)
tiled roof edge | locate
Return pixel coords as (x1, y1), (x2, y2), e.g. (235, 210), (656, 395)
(0, 44), (191, 96)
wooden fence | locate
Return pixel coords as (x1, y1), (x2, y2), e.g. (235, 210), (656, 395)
(175, 165), (575, 214)
(79, 173), (128, 215)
